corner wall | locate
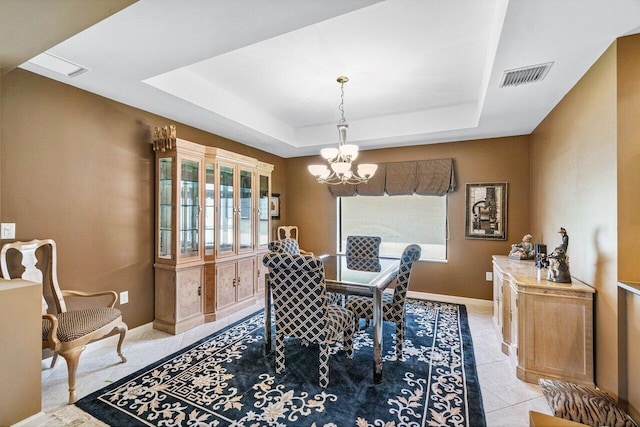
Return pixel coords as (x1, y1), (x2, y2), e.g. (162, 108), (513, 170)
(616, 34), (640, 419)
(531, 43), (619, 394)
(285, 135), (531, 301)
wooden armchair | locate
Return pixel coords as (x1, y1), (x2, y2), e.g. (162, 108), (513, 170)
(0, 239), (128, 404)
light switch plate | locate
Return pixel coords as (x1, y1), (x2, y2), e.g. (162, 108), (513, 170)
(485, 272), (493, 281)
(120, 291), (129, 305)
(1, 223), (15, 239)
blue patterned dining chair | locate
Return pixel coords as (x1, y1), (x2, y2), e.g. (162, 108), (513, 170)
(269, 237), (314, 256)
(345, 244), (421, 359)
(345, 235), (382, 259)
(268, 238), (302, 254)
(262, 252), (354, 387)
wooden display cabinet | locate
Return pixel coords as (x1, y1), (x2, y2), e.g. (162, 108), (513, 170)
(154, 140), (206, 334)
(154, 138), (273, 332)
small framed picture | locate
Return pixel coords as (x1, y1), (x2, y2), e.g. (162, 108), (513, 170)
(465, 183), (507, 240)
(270, 193), (280, 219)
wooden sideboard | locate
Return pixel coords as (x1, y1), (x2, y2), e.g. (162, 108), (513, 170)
(492, 255), (595, 386)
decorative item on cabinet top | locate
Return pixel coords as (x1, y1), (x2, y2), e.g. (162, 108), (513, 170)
(152, 124), (176, 152)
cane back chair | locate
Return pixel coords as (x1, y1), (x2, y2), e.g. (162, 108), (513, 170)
(345, 244), (421, 359)
(263, 252), (354, 387)
(0, 239), (128, 403)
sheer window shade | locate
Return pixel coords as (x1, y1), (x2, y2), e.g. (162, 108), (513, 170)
(328, 158), (455, 197)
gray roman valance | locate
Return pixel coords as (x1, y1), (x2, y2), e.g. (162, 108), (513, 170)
(329, 158), (455, 197)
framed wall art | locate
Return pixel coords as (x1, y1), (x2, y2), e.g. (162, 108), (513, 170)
(465, 182), (507, 240)
(270, 193), (280, 219)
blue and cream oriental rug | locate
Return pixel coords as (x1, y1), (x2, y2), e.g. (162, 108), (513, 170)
(76, 299), (486, 426)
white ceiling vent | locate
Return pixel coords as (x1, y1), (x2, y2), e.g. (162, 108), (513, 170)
(499, 62), (553, 88)
(25, 52), (89, 78)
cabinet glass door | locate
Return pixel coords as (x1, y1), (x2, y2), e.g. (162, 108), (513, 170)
(158, 157), (173, 259)
(180, 159), (199, 258)
(204, 163), (215, 257)
(219, 164), (235, 255)
(239, 169), (253, 251)
(258, 174), (270, 248)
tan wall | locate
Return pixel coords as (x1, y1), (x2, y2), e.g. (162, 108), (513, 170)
(285, 135), (531, 301)
(628, 293), (640, 419)
(617, 34), (640, 418)
(531, 43), (619, 393)
(0, 69), (286, 329)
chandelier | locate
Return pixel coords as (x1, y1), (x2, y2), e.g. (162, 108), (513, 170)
(308, 76), (377, 185)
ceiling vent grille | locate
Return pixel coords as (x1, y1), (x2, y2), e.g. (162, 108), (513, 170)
(499, 62), (553, 88)
(26, 52), (89, 78)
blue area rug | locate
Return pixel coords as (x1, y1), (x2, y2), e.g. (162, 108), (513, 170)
(76, 299), (485, 426)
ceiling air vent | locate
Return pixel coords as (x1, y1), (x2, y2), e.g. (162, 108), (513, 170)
(499, 62), (553, 88)
(26, 52), (89, 78)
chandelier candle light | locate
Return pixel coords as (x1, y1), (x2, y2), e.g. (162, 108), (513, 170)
(308, 76), (377, 185)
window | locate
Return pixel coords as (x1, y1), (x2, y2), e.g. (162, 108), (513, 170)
(339, 194), (447, 261)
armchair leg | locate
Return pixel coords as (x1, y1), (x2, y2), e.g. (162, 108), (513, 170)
(115, 322), (128, 363)
(396, 320), (405, 360)
(60, 346), (86, 404)
(344, 322), (354, 359)
(275, 334), (285, 374)
(319, 343), (329, 388)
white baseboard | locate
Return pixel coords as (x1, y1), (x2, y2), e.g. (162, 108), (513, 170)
(12, 411), (46, 427)
(407, 291), (493, 309)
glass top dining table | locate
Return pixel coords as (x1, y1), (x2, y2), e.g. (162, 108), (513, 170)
(264, 254), (400, 384)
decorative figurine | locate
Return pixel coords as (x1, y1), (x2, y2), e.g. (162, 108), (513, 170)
(534, 243), (549, 268)
(509, 234), (535, 260)
(557, 227), (569, 252)
(547, 228), (572, 283)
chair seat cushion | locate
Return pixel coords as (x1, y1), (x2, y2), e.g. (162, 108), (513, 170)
(43, 307), (122, 342)
(539, 379), (638, 427)
(324, 305), (354, 342)
(346, 293), (394, 320)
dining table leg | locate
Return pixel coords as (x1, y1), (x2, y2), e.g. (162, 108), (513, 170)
(372, 288), (383, 383)
(264, 275), (272, 354)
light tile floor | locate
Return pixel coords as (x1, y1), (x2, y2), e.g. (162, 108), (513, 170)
(19, 297), (552, 426)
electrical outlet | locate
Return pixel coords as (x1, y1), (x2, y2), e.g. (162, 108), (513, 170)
(485, 272), (493, 281)
(120, 291), (129, 305)
(1, 223), (15, 239)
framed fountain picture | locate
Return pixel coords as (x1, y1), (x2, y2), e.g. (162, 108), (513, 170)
(465, 182), (507, 240)
(270, 193), (280, 219)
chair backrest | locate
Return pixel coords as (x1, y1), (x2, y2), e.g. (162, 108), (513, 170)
(345, 235), (382, 259)
(262, 252), (328, 341)
(345, 257), (382, 272)
(0, 239), (66, 314)
(268, 238), (301, 255)
(391, 244), (422, 309)
(277, 226), (299, 241)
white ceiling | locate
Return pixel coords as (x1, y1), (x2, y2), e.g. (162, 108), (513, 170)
(19, 0), (640, 158)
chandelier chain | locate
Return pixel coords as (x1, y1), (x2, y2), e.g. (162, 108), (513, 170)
(338, 81), (347, 125)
